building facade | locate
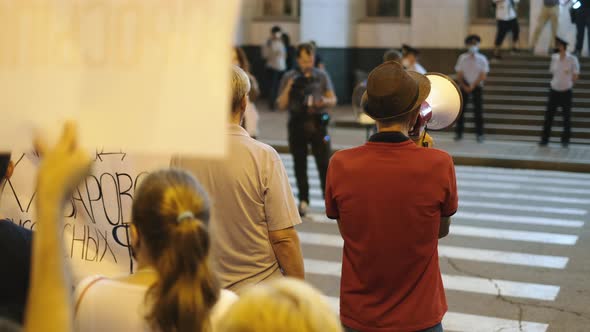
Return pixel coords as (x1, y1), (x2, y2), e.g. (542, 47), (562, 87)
(237, 0), (579, 102)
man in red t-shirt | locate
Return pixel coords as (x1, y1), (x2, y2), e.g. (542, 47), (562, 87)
(325, 61), (458, 332)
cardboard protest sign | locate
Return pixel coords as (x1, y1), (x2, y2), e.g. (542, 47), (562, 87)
(0, 151), (171, 282)
(0, 0), (241, 282)
(0, 0), (240, 156)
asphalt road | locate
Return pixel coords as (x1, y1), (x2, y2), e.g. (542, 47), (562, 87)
(282, 154), (590, 332)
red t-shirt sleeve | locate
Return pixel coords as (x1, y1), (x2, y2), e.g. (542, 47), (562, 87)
(325, 158), (339, 219)
(441, 156), (458, 217)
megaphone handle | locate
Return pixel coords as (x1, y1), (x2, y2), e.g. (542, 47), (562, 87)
(421, 126), (432, 148)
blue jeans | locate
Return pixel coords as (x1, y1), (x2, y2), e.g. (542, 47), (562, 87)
(344, 322), (443, 332)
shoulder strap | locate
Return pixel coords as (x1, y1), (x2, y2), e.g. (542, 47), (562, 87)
(74, 276), (106, 316)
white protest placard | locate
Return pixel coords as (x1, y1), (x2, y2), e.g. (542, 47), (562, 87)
(0, 0), (240, 156)
(0, 0), (242, 282)
(1, 151), (171, 282)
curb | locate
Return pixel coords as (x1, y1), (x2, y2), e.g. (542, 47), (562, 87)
(266, 141), (590, 174)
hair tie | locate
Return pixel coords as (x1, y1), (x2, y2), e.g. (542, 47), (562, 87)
(177, 211), (195, 223)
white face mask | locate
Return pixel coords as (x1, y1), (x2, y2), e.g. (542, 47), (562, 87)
(469, 45), (479, 53)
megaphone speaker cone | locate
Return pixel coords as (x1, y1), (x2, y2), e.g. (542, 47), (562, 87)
(424, 73), (463, 130)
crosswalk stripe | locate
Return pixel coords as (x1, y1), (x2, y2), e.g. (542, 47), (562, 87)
(451, 225), (578, 245)
(298, 231), (569, 269)
(306, 212), (336, 223)
(291, 180), (590, 205)
(323, 297), (548, 332)
(287, 173), (590, 198)
(305, 211), (585, 229)
(456, 165), (590, 180)
(305, 198), (588, 216)
(442, 312), (549, 332)
(456, 173), (590, 187)
(280, 155), (590, 183)
(305, 259), (560, 301)
(458, 180), (590, 196)
(443, 274), (560, 301)
(454, 211), (584, 228)
(457, 190), (590, 205)
(458, 201), (587, 216)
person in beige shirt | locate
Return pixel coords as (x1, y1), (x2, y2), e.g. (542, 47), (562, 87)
(172, 66), (304, 293)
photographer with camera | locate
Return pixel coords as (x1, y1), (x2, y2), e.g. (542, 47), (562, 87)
(277, 43), (337, 217)
(325, 61), (458, 332)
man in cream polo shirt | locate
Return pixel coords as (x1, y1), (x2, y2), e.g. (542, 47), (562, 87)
(172, 66), (304, 293)
(541, 37), (580, 148)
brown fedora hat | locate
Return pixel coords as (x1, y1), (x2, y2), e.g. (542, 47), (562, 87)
(361, 61), (431, 121)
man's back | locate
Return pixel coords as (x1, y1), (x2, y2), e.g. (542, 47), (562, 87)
(325, 136), (458, 331)
(172, 125), (300, 292)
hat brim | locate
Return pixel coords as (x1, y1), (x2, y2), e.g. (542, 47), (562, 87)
(407, 71), (431, 113)
(361, 70), (431, 121)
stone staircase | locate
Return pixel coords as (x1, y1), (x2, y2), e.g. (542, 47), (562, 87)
(473, 53), (590, 144)
(336, 53), (590, 145)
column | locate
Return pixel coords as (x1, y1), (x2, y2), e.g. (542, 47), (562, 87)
(300, 0), (358, 48)
(411, 0), (470, 48)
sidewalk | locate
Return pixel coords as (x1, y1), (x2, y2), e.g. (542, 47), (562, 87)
(256, 106), (590, 173)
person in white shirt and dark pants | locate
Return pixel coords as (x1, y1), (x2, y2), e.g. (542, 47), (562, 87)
(493, 0), (521, 59)
(263, 26), (287, 110)
(455, 35), (490, 143)
(401, 45), (427, 74)
(541, 37), (581, 147)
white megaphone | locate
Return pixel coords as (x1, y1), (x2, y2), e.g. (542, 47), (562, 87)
(351, 72), (463, 143)
(408, 73), (463, 141)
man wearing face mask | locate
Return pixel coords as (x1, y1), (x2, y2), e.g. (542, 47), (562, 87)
(455, 35), (489, 143)
(540, 37), (580, 147)
(401, 45), (427, 74)
(277, 43), (337, 217)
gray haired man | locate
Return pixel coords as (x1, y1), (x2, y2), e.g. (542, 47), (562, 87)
(172, 66), (304, 292)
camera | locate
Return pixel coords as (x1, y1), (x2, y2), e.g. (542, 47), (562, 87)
(289, 73), (321, 114)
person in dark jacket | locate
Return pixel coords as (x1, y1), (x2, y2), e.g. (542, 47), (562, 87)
(0, 154), (33, 326)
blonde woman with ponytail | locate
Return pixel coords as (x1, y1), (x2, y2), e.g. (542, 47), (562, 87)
(74, 169), (237, 332)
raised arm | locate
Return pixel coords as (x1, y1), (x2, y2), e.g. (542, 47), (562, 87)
(25, 123), (92, 332)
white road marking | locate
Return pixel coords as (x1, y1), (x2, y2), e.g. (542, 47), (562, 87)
(287, 176), (590, 203)
(305, 259), (560, 301)
(305, 198), (588, 216)
(451, 225), (578, 245)
(298, 231), (569, 269)
(324, 297), (548, 332)
(456, 165), (590, 180)
(442, 312), (549, 332)
(458, 190), (590, 205)
(454, 211), (584, 228)
(458, 180), (590, 196)
(456, 172), (590, 187)
(459, 201), (587, 216)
